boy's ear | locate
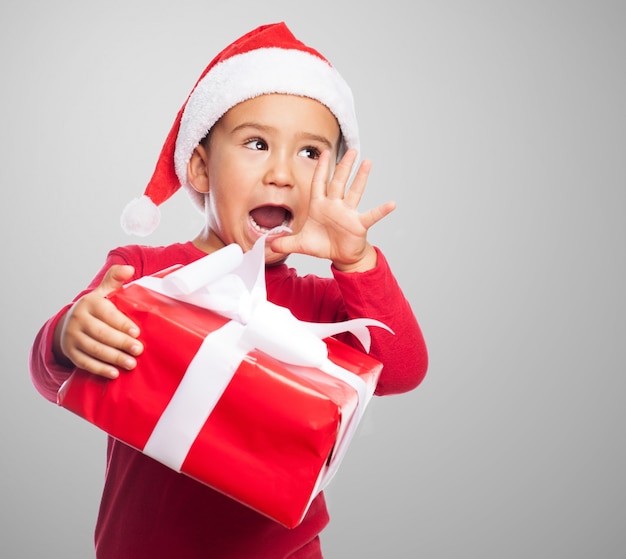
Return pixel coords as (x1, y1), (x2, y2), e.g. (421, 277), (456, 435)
(187, 144), (210, 193)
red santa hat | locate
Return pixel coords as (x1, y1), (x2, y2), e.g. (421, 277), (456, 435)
(120, 22), (359, 236)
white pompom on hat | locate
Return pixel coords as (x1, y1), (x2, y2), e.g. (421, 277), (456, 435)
(121, 21), (360, 236)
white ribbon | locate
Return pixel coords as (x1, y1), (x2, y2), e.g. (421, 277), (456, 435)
(135, 236), (392, 488)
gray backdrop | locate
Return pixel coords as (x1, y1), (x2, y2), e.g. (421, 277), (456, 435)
(1, 1), (624, 557)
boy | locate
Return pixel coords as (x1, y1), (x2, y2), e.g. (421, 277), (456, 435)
(30, 22), (428, 558)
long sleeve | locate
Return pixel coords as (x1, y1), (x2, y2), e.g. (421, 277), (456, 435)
(331, 247), (428, 395)
(29, 305), (74, 403)
(267, 246), (428, 396)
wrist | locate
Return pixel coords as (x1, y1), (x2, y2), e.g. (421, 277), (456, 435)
(333, 244), (378, 273)
(52, 311), (73, 367)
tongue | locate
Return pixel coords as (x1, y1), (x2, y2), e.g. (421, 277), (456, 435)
(250, 206), (288, 229)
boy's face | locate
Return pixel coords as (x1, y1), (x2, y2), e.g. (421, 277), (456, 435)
(189, 94), (341, 265)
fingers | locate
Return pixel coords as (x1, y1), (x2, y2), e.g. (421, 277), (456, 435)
(326, 149), (358, 199)
(314, 149), (393, 226)
(343, 158), (372, 209)
(60, 296), (144, 379)
(65, 336), (139, 380)
(361, 199), (397, 230)
(314, 149), (371, 207)
(310, 150), (332, 201)
(91, 264), (141, 344)
(95, 264), (135, 297)
(311, 149), (362, 200)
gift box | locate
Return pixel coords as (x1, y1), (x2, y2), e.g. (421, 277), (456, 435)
(57, 237), (388, 528)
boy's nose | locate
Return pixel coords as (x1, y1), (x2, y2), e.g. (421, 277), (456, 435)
(263, 152), (295, 188)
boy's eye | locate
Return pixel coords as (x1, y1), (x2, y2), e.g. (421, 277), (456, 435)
(244, 138), (268, 151)
(298, 146), (321, 160)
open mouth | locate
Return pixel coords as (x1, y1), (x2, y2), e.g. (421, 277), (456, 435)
(249, 205), (293, 233)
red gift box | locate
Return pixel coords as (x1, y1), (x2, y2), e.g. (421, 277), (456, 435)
(57, 253), (383, 528)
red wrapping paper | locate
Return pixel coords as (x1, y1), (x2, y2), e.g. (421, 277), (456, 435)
(58, 282), (382, 528)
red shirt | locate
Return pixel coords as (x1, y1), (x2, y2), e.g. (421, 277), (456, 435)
(30, 242), (427, 558)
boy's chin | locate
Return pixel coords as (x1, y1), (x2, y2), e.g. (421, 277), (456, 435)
(264, 246), (289, 267)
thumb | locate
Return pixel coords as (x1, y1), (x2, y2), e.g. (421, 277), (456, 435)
(96, 264), (135, 296)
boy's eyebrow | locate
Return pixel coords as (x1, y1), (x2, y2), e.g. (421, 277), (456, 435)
(302, 134), (334, 150)
(231, 122), (335, 149)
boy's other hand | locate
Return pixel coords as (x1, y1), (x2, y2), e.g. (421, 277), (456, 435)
(270, 149), (396, 272)
(53, 265), (143, 379)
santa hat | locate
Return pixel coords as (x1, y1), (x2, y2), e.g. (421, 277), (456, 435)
(121, 22), (359, 236)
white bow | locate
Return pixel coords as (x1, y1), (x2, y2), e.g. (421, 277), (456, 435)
(134, 236), (392, 367)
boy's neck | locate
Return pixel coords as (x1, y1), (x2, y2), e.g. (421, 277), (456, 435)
(192, 228), (225, 255)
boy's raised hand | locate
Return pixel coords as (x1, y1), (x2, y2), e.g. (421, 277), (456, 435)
(271, 149), (396, 272)
(53, 265), (143, 379)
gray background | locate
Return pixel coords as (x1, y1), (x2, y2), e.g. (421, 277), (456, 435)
(1, 0), (624, 557)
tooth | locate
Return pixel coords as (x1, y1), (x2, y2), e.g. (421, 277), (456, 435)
(250, 215), (270, 233)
